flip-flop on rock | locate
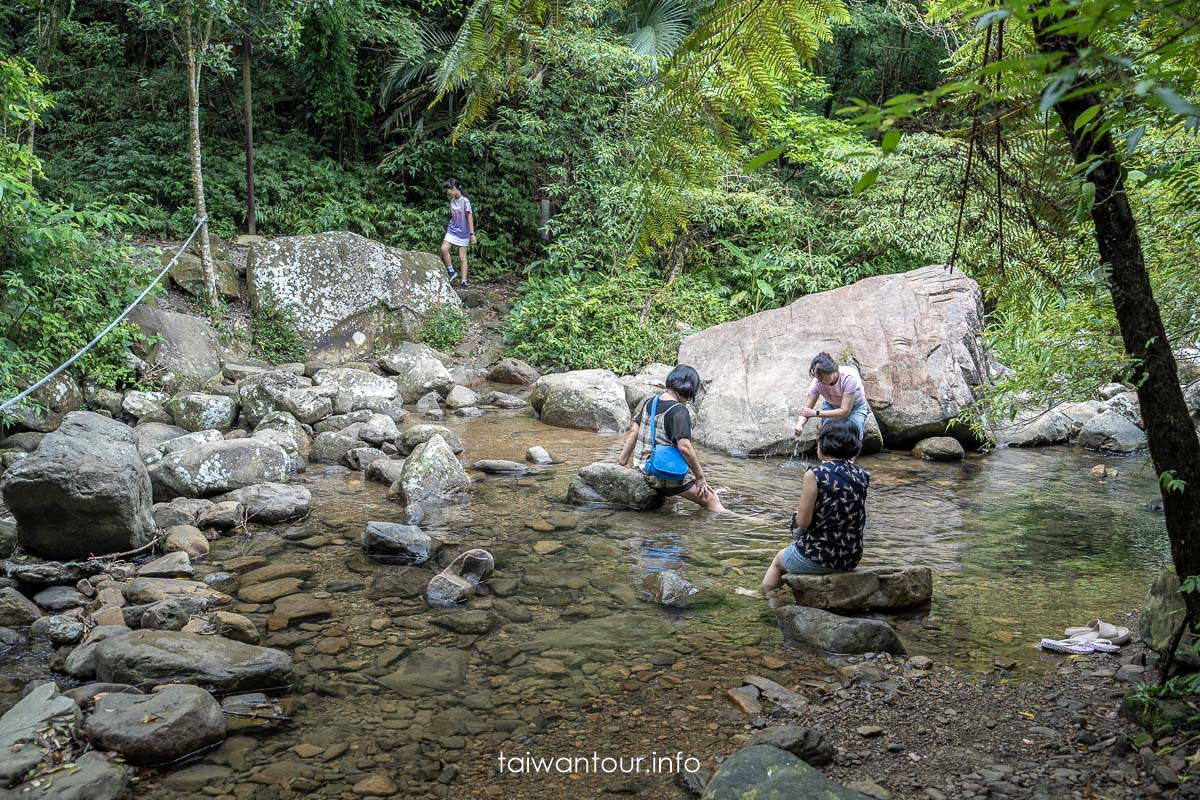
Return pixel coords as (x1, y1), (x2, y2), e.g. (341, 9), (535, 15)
(1039, 638), (1097, 654)
(1064, 619), (1131, 645)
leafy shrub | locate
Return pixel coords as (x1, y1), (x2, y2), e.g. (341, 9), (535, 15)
(251, 288), (307, 365)
(422, 305), (468, 352)
(1, 56), (155, 417)
(503, 271), (736, 373)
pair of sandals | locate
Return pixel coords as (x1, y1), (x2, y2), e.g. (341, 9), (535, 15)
(1039, 619), (1131, 655)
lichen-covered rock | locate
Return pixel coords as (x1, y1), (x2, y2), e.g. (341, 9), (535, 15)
(679, 265), (987, 451)
(246, 231), (461, 360)
(0, 412), (155, 559)
(398, 424), (464, 455)
(84, 683), (225, 766)
(312, 368), (399, 409)
(149, 439), (291, 498)
(781, 566), (933, 611)
(166, 393), (238, 432)
(1078, 410), (1147, 453)
(312, 431), (363, 464)
(379, 342), (444, 375)
(238, 371), (332, 427)
(391, 435), (470, 504)
(253, 411), (313, 461)
(776, 605), (906, 656)
(567, 463), (663, 510)
(394, 358), (455, 403)
(360, 413), (400, 447)
(529, 370), (631, 433)
(912, 436), (965, 461)
(7, 373), (81, 433)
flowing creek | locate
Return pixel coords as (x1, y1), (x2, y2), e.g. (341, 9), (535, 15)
(0, 405), (1173, 799)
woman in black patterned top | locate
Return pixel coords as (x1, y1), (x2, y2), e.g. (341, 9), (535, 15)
(761, 420), (870, 598)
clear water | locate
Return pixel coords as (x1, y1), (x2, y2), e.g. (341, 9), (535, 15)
(0, 407), (1172, 797)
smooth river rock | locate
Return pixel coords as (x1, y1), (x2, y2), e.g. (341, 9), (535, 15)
(567, 463), (664, 510)
(781, 566), (933, 611)
(776, 605), (906, 656)
(701, 745), (870, 800)
(678, 265), (987, 451)
(362, 522), (434, 565)
(1078, 409), (1147, 453)
(912, 436), (965, 461)
(84, 684), (225, 765)
(95, 630), (293, 692)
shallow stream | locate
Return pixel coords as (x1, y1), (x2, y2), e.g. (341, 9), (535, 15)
(0, 405), (1173, 799)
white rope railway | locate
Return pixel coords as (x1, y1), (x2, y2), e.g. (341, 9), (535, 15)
(0, 216), (208, 415)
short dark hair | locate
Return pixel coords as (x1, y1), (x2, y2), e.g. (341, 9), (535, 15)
(666, 365), (701, 400)
(809, 352), (839, 378)
(818, 419), (862, 459)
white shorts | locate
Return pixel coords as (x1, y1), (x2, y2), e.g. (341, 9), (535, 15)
(443, 232), (470, 248)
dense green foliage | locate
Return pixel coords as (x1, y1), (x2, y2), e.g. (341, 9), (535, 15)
(421, 304), (467, 352)
(0, 55), (155, 411)
(250, 287), (306, 363)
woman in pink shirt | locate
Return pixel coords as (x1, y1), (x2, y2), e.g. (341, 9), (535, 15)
(793, 352), (869, 440)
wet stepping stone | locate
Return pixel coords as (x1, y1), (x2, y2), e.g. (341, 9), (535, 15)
(472, 459), (529, 475)
(241, 563), (314, 586)
(269, 594), (332, 626)
(239, 578), (305, 603)
(95, 630), (293, 692)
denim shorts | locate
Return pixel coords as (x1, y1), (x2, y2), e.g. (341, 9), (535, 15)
(822, 400), (869, 440)
(780, 544), (841, 575)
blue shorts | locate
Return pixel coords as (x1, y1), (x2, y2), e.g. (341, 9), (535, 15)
(780, 545), (841, 575)
(822, 400), (868, 440)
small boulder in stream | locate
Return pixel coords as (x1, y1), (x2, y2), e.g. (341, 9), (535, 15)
(1078, 409), (1147, 453)
(215, 483), (311, 522)
(426, 549), (495, 608)
(391, 434), (471, 504)
(782, 566), (933, 612)
(488, 357), (540, 385)
(911, 436), (965, 461)
(84, 684), (225, 765)
(95, 630), (293, 692)
(567, 462), (664, 510)
(776, 605), (906, 656)
(472, 459), (529, 475)
(642, 570), (699, 607)
(362, 522), (435, 565)
(149, 439), (291, 498)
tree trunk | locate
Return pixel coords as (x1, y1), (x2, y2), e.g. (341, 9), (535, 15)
(184, 27), (218, 314)
(1034, 22), (1200, 631)
(242, 35), (256, 235)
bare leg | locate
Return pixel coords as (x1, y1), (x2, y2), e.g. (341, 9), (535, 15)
(440, 240), (453, 269)
(457, 246), (469, 284)
(761, 548), (788, 592)
(680, 484), (725, 512)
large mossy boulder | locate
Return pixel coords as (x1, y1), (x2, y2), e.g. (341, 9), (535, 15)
(776, 605), (906, 656)
(0, 412), (155, 559)
(149, 439), (291, 499)
(1140, 570), (1200, 670)
(246, 231), (461, 361)
(702, 745), (871, 800)
(529, 369), (631, 433)
(678, 265), (987, 452)
(94, 630), (293, 692)
(567, 463), (664, 510)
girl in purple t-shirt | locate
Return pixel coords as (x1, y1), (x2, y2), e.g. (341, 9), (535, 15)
(440, 178), (475, 290)
(793, 352), (870, 439)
